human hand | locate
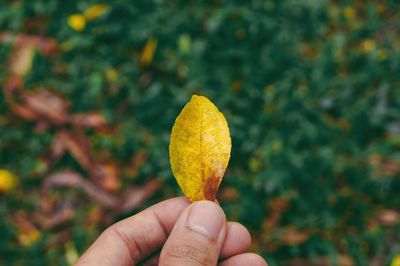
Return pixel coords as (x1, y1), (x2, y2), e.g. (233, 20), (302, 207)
(75, 197), (267, 266)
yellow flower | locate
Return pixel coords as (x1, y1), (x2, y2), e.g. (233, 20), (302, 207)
(140, 37), (158, 66)
(391, 255), (400, 266)
(67, 14), (86, 32)
(84, 4), (109, 21)
(0, 169), (17, 193)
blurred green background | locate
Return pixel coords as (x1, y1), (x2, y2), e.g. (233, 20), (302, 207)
(1, 0), (400, 265)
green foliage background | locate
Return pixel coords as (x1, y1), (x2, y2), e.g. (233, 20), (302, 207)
(1, 0), (400, 265)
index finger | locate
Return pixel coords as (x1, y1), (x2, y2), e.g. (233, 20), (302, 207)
(75, 197), (190, 266)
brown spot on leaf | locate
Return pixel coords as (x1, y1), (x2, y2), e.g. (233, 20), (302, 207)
(204, 175), (221, 201)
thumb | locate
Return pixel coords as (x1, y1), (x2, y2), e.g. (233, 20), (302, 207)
(159, 200), (227, 266)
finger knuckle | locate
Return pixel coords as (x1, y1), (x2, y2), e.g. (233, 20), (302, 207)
(162, 243), (213, 266)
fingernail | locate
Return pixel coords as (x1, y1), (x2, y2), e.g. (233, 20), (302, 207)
(186, 201), (224, 240)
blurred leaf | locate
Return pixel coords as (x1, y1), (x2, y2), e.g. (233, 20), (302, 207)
(377, 209), (399, 227)
(13, 212), (41, 247)
(22, 90), (70, 125)
(45, 170), (119, 209)
(140, 37), (157, 66)
(83, 4), (109, 21)
(9, 44), (35, 77)
(71, 112), (106, 128)
(119, 179), (162, 213)
(281, 227), (310, 246)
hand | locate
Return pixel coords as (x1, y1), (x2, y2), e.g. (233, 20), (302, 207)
(75, 197), (267, 266)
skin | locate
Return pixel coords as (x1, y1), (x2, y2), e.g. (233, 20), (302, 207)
(75, 197), (267, 266)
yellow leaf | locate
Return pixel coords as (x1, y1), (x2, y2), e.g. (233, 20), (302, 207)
(0, 169), (18, 193)
(67, 14), (86, 32)
(391, 255), (400, 266)
(84, 4), (109, 21)
(140, 37), (157, 66)
(169, 95), (231, 201)
(9, 45), (35, 77)
(65, 242), (79, 265)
